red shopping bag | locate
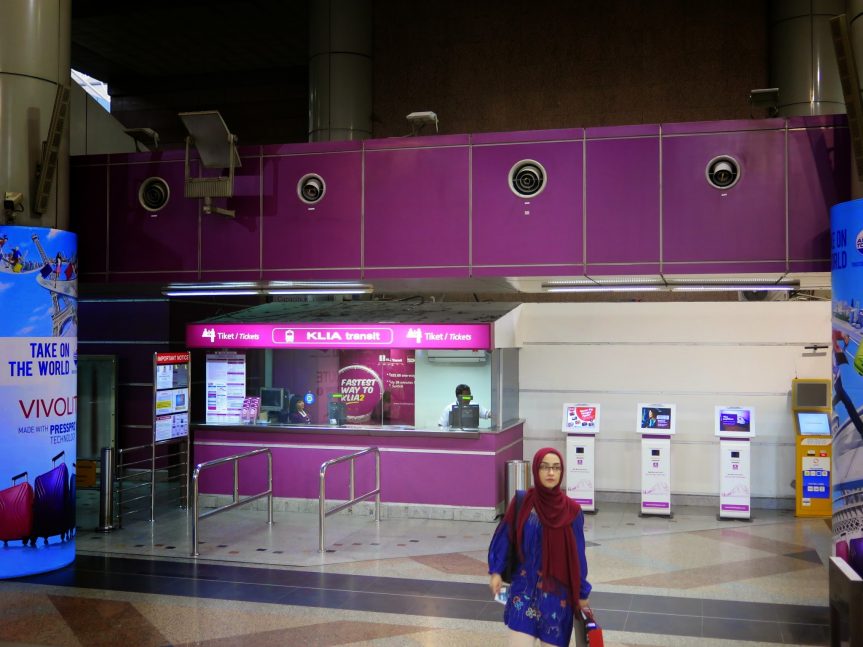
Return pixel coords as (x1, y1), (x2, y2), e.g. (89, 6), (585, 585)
(580, 607), (604, 646)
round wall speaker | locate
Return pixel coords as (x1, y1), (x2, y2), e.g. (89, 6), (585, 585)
(138, 177), (170, 212)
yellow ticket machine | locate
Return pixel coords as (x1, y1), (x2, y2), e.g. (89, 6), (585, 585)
(791, 379), (832, 518)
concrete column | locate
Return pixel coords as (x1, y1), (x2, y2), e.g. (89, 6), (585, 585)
(0, 0), (71, 229)
(308, 0), (373, 142)
(770, 0), (845, 116)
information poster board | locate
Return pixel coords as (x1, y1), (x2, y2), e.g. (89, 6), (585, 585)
(154, 352), (190, 442)
(205, 352), (246, 423)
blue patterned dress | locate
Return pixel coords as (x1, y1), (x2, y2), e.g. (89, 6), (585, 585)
(488, 500), (591, 647)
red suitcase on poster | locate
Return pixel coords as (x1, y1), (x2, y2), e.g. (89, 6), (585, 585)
(31, 452), (69, 545)
(0, 472), (34, 546)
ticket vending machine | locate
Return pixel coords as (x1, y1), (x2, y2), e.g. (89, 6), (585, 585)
(714, 406), (755, 520)
(562, 403), (600, 512)
(791, 379), (832, 518)
(794, 410), (832, 517)
(637, 403), (675, 517)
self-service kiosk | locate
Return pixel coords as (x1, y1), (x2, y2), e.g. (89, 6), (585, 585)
(714, 406), (754, 520)
(791, 379), (832, 518)
(637, 403), (675, 516)
(562, 403), (599, 512)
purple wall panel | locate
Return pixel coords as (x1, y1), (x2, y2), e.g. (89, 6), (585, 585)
(472, 140), (583, 269)
(70, 161), (108, 280)
(472, 128), (584, 145)
(364, 145), (470, 270)
(107, 159), (199, 276)
(261, 151), (362, 272)
(662, 129), (786, 265)
(200, 153), (263, 278)
(586, 136), (660, 269)
(788, 125), (850, 265)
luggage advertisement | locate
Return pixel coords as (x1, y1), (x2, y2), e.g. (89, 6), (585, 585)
(831, 200), (863, 577)
(0, 226), (77, 578)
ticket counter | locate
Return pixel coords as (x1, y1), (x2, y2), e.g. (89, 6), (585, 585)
(185, 301), (523, 516)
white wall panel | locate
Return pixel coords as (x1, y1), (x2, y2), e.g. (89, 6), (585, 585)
(516, 301), (830, 500)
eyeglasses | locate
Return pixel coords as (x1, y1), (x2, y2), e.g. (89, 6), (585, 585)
(539, 463), (562, 473)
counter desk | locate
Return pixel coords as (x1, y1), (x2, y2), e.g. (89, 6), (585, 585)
(192, 419), (524, 520)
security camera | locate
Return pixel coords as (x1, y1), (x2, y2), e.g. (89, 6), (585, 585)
(3, 192), (24, 211)
(406, 111), (439, 135)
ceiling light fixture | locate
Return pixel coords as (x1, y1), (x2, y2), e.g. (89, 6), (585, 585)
(162, 281), (374, 297)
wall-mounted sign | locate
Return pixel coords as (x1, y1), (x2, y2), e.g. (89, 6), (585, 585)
(187, 323), (492, 350)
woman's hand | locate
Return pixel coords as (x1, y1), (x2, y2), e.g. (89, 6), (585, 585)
(578, 598), (590, 610)
(489, 573), (502, 596)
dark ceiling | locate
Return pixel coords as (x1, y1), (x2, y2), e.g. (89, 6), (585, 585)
(71, 0), (311, 145)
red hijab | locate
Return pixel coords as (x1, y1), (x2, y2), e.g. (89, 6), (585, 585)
(506, 447), (582, 608)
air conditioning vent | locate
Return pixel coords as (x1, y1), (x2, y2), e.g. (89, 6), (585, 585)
(706, 156), (740, 190)
(509, 160), (547, 198)
(298, 173), (326, 204)
(138, 177), (170, 212)
(426, 349), (489, 364)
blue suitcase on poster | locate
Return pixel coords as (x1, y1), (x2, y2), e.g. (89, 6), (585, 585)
(66, 467), (76, 539)
(31, 452), (69, 545)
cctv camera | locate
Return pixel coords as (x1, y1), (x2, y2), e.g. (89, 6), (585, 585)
(3, 192), (23, 211)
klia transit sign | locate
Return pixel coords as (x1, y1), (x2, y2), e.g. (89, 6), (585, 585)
(186, 323), (492, 350)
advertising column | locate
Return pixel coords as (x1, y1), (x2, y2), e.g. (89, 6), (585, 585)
(0, 226), (77, 578)
(831, 199), (863, 576)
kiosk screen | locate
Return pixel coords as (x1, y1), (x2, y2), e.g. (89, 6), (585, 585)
(640, 406), (672, 431)
(796, 411), (831, 436)
(718, 408), (751, 433)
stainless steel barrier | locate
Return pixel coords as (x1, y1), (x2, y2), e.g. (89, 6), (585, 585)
(116, 437), (189, 524)
(319, 447), (381, 552)
(96, 446), (115, 532)
(190, 448), (273, 557)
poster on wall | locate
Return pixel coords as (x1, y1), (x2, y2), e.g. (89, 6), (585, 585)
(0, 226), (78, 578)
(205, 352), (246, 423)
(831, 199), (863, 576)
(154, 352), (190, 442)
(561, 403), (600, 433)
(337, 349), (415, 425)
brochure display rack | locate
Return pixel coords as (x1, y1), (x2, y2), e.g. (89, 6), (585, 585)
(714, 406), (755, 520)
(562, 403), (599, 512)
(636, 403), (675, 517)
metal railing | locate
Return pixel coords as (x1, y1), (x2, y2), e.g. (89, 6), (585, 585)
(116, 437), (189, 524)
(190, 448), (273, 557)
(319, 447), (381, 552)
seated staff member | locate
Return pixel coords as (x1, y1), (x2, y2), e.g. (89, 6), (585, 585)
(438, 383), (492, 427)
(288, 395), (312, 424)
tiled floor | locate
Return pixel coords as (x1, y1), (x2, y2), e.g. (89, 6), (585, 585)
(0, 497), (834, 646)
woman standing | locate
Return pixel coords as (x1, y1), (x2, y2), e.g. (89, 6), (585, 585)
(488, 447), (591, 647)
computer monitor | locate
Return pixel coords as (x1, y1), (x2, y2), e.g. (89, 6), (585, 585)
(791, 379), (831, 410)
(449, 404), (480, 428)
(259, 387), (284, 412)
(796, 411), (831, 436)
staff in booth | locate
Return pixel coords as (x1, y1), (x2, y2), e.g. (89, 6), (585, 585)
(288, 395), (311, 424)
